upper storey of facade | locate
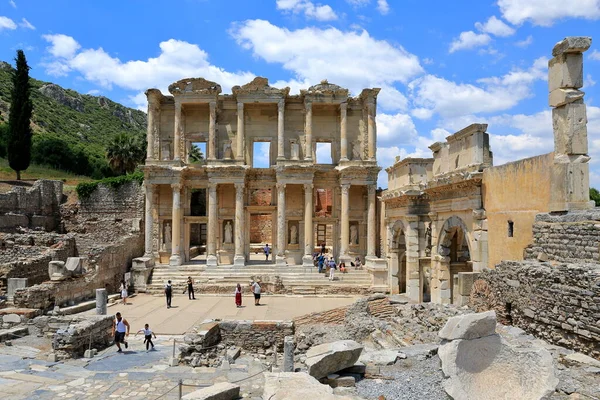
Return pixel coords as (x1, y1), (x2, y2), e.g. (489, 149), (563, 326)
(144, 77), (380, 170)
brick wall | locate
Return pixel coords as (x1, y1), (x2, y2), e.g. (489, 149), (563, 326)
(250, 214), (272, 243)
(315, 189), (332, 217)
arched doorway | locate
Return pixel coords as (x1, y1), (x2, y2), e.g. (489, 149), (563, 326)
(436, 216), (472, 304)
(389, 221), (407, 295)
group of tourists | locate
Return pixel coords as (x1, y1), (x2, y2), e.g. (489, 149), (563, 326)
(314, 246), (363, 281)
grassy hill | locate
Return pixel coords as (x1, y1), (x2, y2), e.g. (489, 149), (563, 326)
(0, 60), (147, 178)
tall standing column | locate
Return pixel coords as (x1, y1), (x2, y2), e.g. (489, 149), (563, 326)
(367, 185), (377, 258)
(367, 101), (376, 160)
(304, 102), (312, 161)
(277, 99), (285, 160)
(208, 101), (216, 160)
(144, 183), (154, 258)
(207, 183), (218, 266)
(237, 102), (244, 161)
(340, 102), (348, 161)
(169, 183), (182, 266)
(302, 183), (314, 266)
(340, 183), (350, 262)
(173, 101), (182, 161)
(146, 101), (157, 160)
(234, 182), (245, 266)
(276, 183), (286, 266)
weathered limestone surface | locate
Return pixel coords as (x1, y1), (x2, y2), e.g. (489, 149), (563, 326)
(181, 382), (240, 400)
(53, 315), (114, 360)
(305, 340), (363, 379)
(438, 310), (496, 340)
(262, 372), (355, 400)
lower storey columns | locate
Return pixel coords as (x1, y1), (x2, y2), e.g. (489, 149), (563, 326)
(144, 183), (154, 258)
(366, 185), (377, 259)
(234, 182), (245, 266)
(206, 183), (218, 266)
(276, 183), (286, 266)
(302, 183), (313, 267)
(340, 183), (351, 263)
(169, 183), (182, 266)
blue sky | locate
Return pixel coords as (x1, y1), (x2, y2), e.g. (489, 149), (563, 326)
(1, 0), (599, 188)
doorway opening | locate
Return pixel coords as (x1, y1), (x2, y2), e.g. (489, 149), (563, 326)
(190, 189), (206, 216)
(316, 142), (332, 164)
(249, 213), (274, 264)
(252, 141), (271, 168)
(189, 223), (207, 262)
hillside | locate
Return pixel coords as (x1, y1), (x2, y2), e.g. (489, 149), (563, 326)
(0, 60), (147, 178)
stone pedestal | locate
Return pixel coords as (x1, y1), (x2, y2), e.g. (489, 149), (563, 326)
(366, 258), (389, 293)
(131, 257), (155, 293)
(96, 288), (108, 315)
(283, 336), (294, 372)
(7, 278), (27, 301)
(233, 255), (245, 267)
(302, 254), (314, 268)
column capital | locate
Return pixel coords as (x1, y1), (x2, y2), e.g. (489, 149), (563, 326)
(340, 102), (347, 112)
(171, 183), (182, 190)
(303, 183), (313, 191)
(305, 101), (312, 112)
(208, 182), (218, 190)
(209, 101), (217, 111)
(234, 182), (245, 191)
(368, 185), (376, 195)
(406, 214), (419, 223)
(237, 102), (244, 112)
(341, 183), (350, 195)
(278, 99), (285, 111)
(276, 182), (286, 191)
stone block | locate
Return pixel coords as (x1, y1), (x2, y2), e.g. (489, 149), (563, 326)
(550, 161), (592, 211)
(48, 261), (69, 281)
(6, 278), (27, 300)
(96, 289), (108, 315)
(131, 257), (154, 292)
(263, 372), (345, 400)
(552, 102), (588, 155)
(457, 272), (480, 296)
(84, 349), (94, 358)
(439, 311), (497, 340)
(181, 382), (240, 400)
(548, 53), (583, 91)
(549, 88), (585, 108)
(65, 257), (83, 276)
(2, 314), (21, 324)
(305, 340), (363, 379)
(359, 350), (400, 366)
(226, 347), (241, 363)
(552, 36), (592, 57)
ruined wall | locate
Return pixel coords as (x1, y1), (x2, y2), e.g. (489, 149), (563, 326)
(483, 153), (554, 268)
(218, 320), (294, 352)
(0, 180), (63, 232)
(52, 315), (114, 359)
(472, 260), (600, 359)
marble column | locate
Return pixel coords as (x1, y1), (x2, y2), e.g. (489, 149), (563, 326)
(208, 101), (216, 160)
(207, 183), (218, 266)
(144, 183), (154, 258)
(234, 182), (245, 266)
(367, 101), (376, 160)
(236, 102), (244, 161)
(169, 183), (182, 266)
(173, 101), (182, 161)
(304, 102), (312, 161)
(405, 215), (420, 303)
(340, 183), (350, 262)
(277, 99), (285, 160)
(367, 185), (377, 258)
(146, 101), (158, 160)
(302, 183), (314, 266)
(340, 102), (348, 161)
(276, 183), (286, 266)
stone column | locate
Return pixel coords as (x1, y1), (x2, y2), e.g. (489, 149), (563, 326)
(276, 183), (286, 266)
(146, 100), (158, 160)
(173, 100), (182, 161)
(208, 101), (216, 160)
(234, 182), (245, 266)
(96, 288), (107, 315)
(277, 99), (285, 160)
(144, 183), (154, 258)
(340, 102), (348, 161)
(169, 183), (182, 266)
(237, 102), (244, 161)
(367, 101), (376, 160)
(302, 183), (314, 266)
(405, 215), (420, 303)
(340, 183), (350, 262)
(304, 102), (312, 161)
(283, 336), (294, 372)
(367, 185), (377, 258)
(207, 183), (218, 266)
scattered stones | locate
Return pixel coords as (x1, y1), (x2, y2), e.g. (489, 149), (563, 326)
(305, 340), (364, 379)
(263, 372), (354, 400)
(565, 353), (600, 368)
(181, 382), (240, 400)
(358, 350), (401, 366)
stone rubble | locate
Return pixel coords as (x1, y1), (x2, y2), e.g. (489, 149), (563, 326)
(305, 340), (364, 379)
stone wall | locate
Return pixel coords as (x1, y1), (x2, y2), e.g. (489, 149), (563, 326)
(524, 210), (600, 263)
(0, 180), (63, 232)
(218, 320), (294, 352)
(471, 260), (600, 359)
(51, 315), (114, 359)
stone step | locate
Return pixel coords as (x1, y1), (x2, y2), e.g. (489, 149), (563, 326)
(0, 326), (29, 342)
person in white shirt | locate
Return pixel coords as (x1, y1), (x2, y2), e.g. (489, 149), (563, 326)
(112, 312), (130, 353)
(135, 323), (157, 351)
(251, 281), (261, 306)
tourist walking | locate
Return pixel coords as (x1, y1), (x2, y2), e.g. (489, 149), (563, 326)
(317, 253), (325, 273)
(112, 312), (130, 353)
(264, 244), (270, 261)
(164, 280), (173, 309)
(235, 283), (243, 307)
(119, 280), (128, 305)
(251, 280), (261, 306)
(184, 276), (196, 300)
(328, 257), (337, 281)
(135, 323), (157, 351)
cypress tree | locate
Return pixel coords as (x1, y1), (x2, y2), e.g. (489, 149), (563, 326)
(8, 50), (33, 180)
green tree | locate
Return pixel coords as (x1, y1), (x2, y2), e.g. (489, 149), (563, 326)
(7, 50), (33, 180)
(590, 188), (600, 207)
(189, 143), (204, 163)
(106, 132), (145, 175)
(0, 123), (8, 158)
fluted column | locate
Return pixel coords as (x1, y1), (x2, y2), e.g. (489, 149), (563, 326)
(276, 183), (286, 266)
(236, 102), (244, 161)
(234, 182), (245, 266)
(173, 101), (182, 161)
(206, 183), (218, 266)
(277, 99), (285, 160)
(169, 183), (182, 266)
(367, 101), (376, 160)
(302, 183), (314, 266)
(340, 183), (350, 262)
(144, 183), (154, 258)
(208, 101), (216, 160)
(304, 102), (312, 161)
(340, 102), (348, 161)
(367, 185), (377, 258)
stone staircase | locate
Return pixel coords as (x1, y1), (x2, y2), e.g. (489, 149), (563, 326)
(145, 263), (373, 295)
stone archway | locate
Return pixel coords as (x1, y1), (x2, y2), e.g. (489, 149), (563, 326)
(388, 220), (407, 295)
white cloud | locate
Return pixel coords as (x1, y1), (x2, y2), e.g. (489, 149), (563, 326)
(42, 34), (81, 58)
(9, 0), (15, 8)
(589, 49), (600, 61)
(86, 89), (101, 95)
(449, 31), (491, 53)
(475, 16), (515, 37)
(231, 19), (423, 105)
(497, 0), (600, 26)
(376, 0), (390, 15)
(276, 0), (338, 21)
(409, 57), (547, 118)
(515, 35), (533, 48)
(423, 58), (433, 65)
(376, 112), (417, 147)
(0, 16), (17, 30)
(19, 18), (34, 30)
(346, 0), (370, 6)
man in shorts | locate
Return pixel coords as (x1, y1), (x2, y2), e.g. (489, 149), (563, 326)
(112, 312), (130, 353)
(251, 281), (261, 306)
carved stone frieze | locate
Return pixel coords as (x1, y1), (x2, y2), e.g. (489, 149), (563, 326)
(168, 78), (222, 95)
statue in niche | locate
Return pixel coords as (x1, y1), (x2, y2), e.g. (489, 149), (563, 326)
(223, 141), (233, 159)
(290, 224), (298, 244)
(290, 139), (300, 160)
(350, 224), (358, 245)
(352, 140), (362, 161)
(424, 222), (432, 256)
(224, 221), (233, 244)
(163, 222), (172, 251)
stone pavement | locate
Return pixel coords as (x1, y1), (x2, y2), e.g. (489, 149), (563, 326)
(84, 293), (358, 334)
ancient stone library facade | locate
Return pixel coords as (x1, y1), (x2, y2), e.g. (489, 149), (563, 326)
(142, 78), (381, 267)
